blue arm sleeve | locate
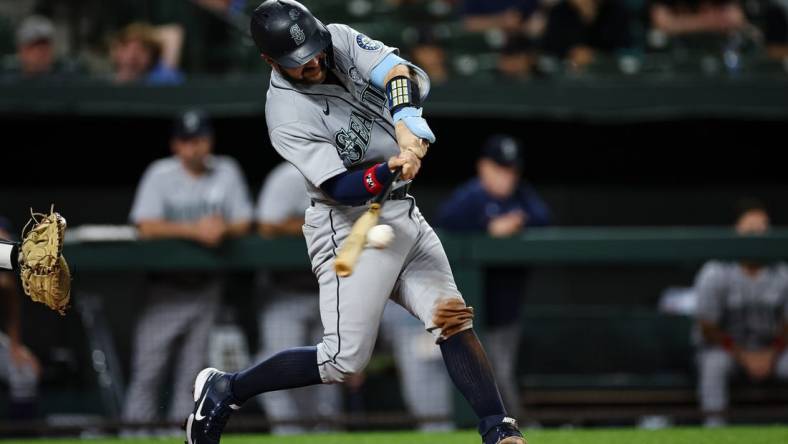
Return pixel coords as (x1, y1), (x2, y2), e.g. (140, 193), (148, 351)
(370, 53), (431, 102)
(320, 163), (394, 205)
(370, 53), (407, 89)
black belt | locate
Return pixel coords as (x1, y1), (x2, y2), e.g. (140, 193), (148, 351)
(387, 183), (411, 200)
(311, 183), (411, 207)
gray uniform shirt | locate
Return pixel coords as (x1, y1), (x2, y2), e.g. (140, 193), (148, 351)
(265, 24), (401, 202)
(130, 155), (253, 224)
(695, 261), (788, 349)
(255, 161), (315, 293)
(255, 162), (310, 224)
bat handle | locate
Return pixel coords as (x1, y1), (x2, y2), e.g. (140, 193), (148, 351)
(372, 167), (403, 205)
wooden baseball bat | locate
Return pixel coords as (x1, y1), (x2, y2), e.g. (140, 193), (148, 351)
(334, 168), (402, 277)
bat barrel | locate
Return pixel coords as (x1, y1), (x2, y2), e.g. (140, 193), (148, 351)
(333, 204), (381, 277)
(335, 260), (353, 277)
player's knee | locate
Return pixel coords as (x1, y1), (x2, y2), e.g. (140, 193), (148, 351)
(432, 297), (474, 342)
(322, 363), (363, 384)
(320, 350), (372, 383)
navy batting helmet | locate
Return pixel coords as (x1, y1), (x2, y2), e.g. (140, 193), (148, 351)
(250, 0), (332, 69)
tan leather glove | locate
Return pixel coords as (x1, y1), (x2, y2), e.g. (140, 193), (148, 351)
(19, 207), (70, 315)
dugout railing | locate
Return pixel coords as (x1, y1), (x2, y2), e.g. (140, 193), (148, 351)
(2, 227), (787, 434)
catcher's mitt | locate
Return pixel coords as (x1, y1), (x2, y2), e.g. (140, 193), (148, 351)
(19, 207), (70, 315)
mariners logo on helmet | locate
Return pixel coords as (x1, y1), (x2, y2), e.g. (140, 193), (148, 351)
(356, 34), (381, 51)
(290, 24), (306, 45)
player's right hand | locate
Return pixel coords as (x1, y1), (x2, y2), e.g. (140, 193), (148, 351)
(395, 121), (429, 159)
(194, 215), (227, 247)
(388, 151), (421, 181)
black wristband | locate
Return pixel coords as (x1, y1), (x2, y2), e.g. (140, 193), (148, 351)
(386, 75), (421, 115)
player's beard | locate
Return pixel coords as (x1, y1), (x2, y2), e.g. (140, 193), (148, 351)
(279, 56), (328, 85)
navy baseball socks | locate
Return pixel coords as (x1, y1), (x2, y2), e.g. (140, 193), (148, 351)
(231, 346), (322, 400)
(440, 329), (526, 444)
(186, 346), (321, 444)
(187, 335), (524, 444)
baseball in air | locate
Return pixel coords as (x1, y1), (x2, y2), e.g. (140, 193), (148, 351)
(367, 224), (394, 249)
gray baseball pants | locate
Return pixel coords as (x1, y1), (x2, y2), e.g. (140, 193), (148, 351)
(123, 278), (220, 423)
(698, 346), (788, 413)
(303, 199), (469, 384)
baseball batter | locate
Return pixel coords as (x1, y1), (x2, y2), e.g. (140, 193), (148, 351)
(186, 2), (526, 444)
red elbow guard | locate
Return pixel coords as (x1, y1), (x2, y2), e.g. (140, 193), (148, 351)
(363, 164), (383, 194)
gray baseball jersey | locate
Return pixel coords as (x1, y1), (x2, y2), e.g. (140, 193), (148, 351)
(131, 155), (253, 224)
(265, 24), (403, 203)
(255, 162), (310, 224)
(263, 24), (467, 384)
(695, 261), (788, 349)
(256, 161), (315, 293)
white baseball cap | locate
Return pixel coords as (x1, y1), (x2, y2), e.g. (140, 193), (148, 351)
(16, 15), (55, 46)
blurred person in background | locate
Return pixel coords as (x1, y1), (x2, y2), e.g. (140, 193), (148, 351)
(540, 0), (632, 71)
(436, 135), (551, 419)
(408, 33), (449, 84)
(254, 162), (452, 433)
(362, 302), (454, 431)
(694, 199), (788, 427)
(763, 0), (788, 59)
(649, 0), (747, 37)
(110, 22), (183, 85)
(389, 0), (451, 83)
(123, 110), (252, 431)
(461, 0), (550, 77)
(253, 161), (342, 434)
(0, 217), (40, 420)
(193, 0), (248, 17)
(1, 15), (75, 80)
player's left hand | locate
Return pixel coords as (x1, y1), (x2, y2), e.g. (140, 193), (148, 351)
(388, 150), (421, 181)
(194, 214), (227, 247)
(395, 121), (430, 159)
(488, 210), (526, 238)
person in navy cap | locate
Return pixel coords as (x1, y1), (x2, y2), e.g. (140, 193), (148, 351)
(436, 134), (552, 419)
